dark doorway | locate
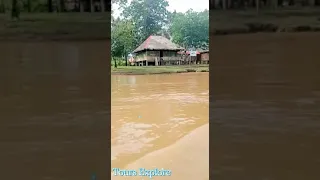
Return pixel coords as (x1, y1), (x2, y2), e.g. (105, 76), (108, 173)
(160, 51), (163, 65)
(197, 54), (201, 64)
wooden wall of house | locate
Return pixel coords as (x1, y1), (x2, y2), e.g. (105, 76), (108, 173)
(147, 51), (160, 59)
(135, 52), (145, 62)
(135, 50), (181, 62)
(135, 51), (160, 62)
(162, 50), (180, 61)
(201, 53), (209, 61)
(163, 51), (178, 57)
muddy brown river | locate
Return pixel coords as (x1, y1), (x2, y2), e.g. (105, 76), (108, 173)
(111, 73), (209, 179)
(211, 33), (320, 179)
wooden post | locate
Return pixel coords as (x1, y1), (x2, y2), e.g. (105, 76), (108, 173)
(145, 50), (148, 66)
(227, 0), (232, 8)
(100, 0), (105, 12)
(222, 0), (227, 9)
(273, 0), (277, 9)
(90, 0), (94, 12)
(59, 0), (65, 12)
(48, 0), (53, 12)
(80, 0), (84, 12)
(308, 0), (315, 6)
(11, 0), (20, 19)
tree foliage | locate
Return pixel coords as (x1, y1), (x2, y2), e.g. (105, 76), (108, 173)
(111, 18), (135, 57)
(111, 0), (128, 6)
(122, 0), (169, 44)
(170, 9), (209, 49)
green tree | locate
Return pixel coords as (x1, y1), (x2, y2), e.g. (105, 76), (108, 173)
(170, 9), (209, 49)
(111, 0), (128, 7)
(122, 0), (169, 45)
(111, 18), (135, 67)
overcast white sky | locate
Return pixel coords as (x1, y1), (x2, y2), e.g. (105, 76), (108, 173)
(113, 0), (208, 17)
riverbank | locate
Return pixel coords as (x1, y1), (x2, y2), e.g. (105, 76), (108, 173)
(111, 65), (209, 75)
(0, 13), (110, 41)
(211, 8), (320, 35)
(112, 124), (209, 180)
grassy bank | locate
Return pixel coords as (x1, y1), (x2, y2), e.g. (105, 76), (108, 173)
(111, 65), (209, 75)
(0, 12), (110, 41)
(211, 8), (320, 35)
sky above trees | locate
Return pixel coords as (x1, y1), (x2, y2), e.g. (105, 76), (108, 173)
(112, 0), (208, 17)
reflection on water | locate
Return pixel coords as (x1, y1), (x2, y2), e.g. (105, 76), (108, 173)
(111, 73), (209, 175)
(211, 33), (320, 179)
(0, 41), (110, 180)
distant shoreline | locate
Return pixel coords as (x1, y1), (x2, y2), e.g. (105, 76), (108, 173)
(211, 8), (320, 36)
(111, 70), (209, 75)
(0, 13), (110, 41)
(111, 65), (209, 75)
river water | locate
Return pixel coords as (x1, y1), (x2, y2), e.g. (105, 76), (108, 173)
(211, 33), (320, 179)
(0, 41), (110, 180)
(111, 73), (209, 179)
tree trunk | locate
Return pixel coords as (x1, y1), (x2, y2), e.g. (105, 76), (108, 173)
(27, 0), (31, 12)
(256, 0), (259, 13)
(74, 0), (77, 11)
(227, 0), (232, 8)
(11, 0), (20, 19)
(210, 0), (215, 9)
(48, 0), (53, 12)
(271, 0), (277, 8)
(222, 0), (227, 9)
(114, 58), (117, 68)
(0, 1), (5, 13)
(79, 0), (84, 12)
(216, 0), (221, 8)
(60, 0), (65, 12)
(57, 0), (61, 12)
(125, 54), (128, 66)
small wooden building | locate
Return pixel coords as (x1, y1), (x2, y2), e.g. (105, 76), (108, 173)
(182, 50), (209, 65)
(132, 36), (184, 66)
(200, 50), (209, 64)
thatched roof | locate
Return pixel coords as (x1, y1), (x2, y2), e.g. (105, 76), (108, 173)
(133, 36), (184, 53)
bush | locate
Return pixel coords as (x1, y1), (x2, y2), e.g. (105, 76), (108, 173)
(111, 57), (127, 67)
